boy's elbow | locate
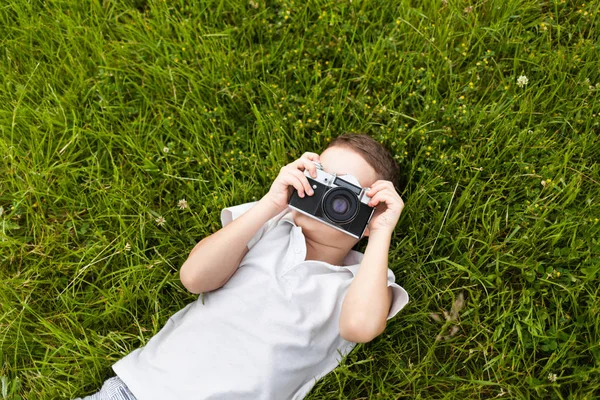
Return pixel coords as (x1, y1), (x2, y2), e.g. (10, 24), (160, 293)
(179, 267), (204, 294)
(179, 260), (236, 294)
(179, 241), (249, 294)
(339, 316), (386, 343)
(179, 263), (222, 294)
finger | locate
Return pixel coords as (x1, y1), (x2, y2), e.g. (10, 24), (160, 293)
(366, 180), (386, 192)
(280, 166), (306, 197)
(289, 157), (310, 172)
(368, 192), (391, 208)
(366, 184), (388, 197)
(289, 158), (303, 169)
(367, 180), (397, 197)
(284, 173), (307, 198)
(301, 159), (317, 178)
(371, 180), (394, 191)
(289, 168), (314, 196)
(370, 188), (403, 210)
(302, 152), (321, 162)
(291, 156), (319, 178)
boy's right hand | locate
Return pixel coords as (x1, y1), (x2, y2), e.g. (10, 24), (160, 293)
(263, 152), (321, 213)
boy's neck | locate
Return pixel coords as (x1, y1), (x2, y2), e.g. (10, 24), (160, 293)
(304, 236), (350, 267)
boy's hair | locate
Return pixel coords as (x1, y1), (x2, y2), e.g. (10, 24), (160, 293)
(326, 134), (401, 190)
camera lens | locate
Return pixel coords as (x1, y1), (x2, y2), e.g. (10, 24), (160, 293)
(332, 197), (349, 214)
(322, 187), (359, 224)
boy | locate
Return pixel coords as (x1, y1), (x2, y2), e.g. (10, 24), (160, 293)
(77, 134), (409, 400)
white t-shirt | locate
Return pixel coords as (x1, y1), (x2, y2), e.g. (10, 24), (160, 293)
(112, 201), (409, 400)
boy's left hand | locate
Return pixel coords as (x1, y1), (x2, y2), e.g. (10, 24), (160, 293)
(365, 180), (405, 235)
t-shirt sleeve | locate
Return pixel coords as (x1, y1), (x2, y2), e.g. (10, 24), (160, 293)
(220, 201), (288, 250)
(343, 264), (409, 321)
(385, 269), (409, 321)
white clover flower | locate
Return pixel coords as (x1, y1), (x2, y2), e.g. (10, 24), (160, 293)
(548, 372), (557, 382)
(517, 75), (529, 88)
(178, 199), (189, 210)
(163, 147), (170, 153)
(124, 242), (131, 252)
(155, 216), (166, 226)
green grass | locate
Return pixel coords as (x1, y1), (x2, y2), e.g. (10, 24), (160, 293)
(1, 0), (599, 398)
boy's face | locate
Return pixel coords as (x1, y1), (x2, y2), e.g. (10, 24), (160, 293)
(291, 145), (380, 248)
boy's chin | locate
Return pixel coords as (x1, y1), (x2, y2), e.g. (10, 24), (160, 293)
(291, 210), (358, 245)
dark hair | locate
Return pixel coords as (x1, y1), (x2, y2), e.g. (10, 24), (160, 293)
(325, 134), (401, 190)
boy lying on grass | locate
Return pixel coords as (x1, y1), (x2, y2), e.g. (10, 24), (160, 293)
(76, 133), (409, 400)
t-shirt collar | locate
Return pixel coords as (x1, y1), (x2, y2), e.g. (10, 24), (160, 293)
(279, 209), (365, 270)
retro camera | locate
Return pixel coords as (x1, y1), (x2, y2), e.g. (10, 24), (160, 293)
(288, 161), (375, 239)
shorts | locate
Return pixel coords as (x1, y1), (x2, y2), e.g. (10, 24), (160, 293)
(74, 376), (137, 400)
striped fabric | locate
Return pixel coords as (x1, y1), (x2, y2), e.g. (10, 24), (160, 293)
(74, 376), (136, 400)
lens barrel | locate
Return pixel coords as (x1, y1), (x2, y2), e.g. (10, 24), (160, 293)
(322, 187), (359, 224)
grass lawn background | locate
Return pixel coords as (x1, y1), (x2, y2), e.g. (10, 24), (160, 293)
(1, 0), (599, 398)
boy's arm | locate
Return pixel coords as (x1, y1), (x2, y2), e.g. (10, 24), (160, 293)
(339, 180), (404, 343)
(339, 230), (394, 343)
(180, 152), (320, 294)
(179, 197), (280, 294)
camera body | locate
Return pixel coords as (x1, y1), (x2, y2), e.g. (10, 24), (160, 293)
(288, 162), (375, 239)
